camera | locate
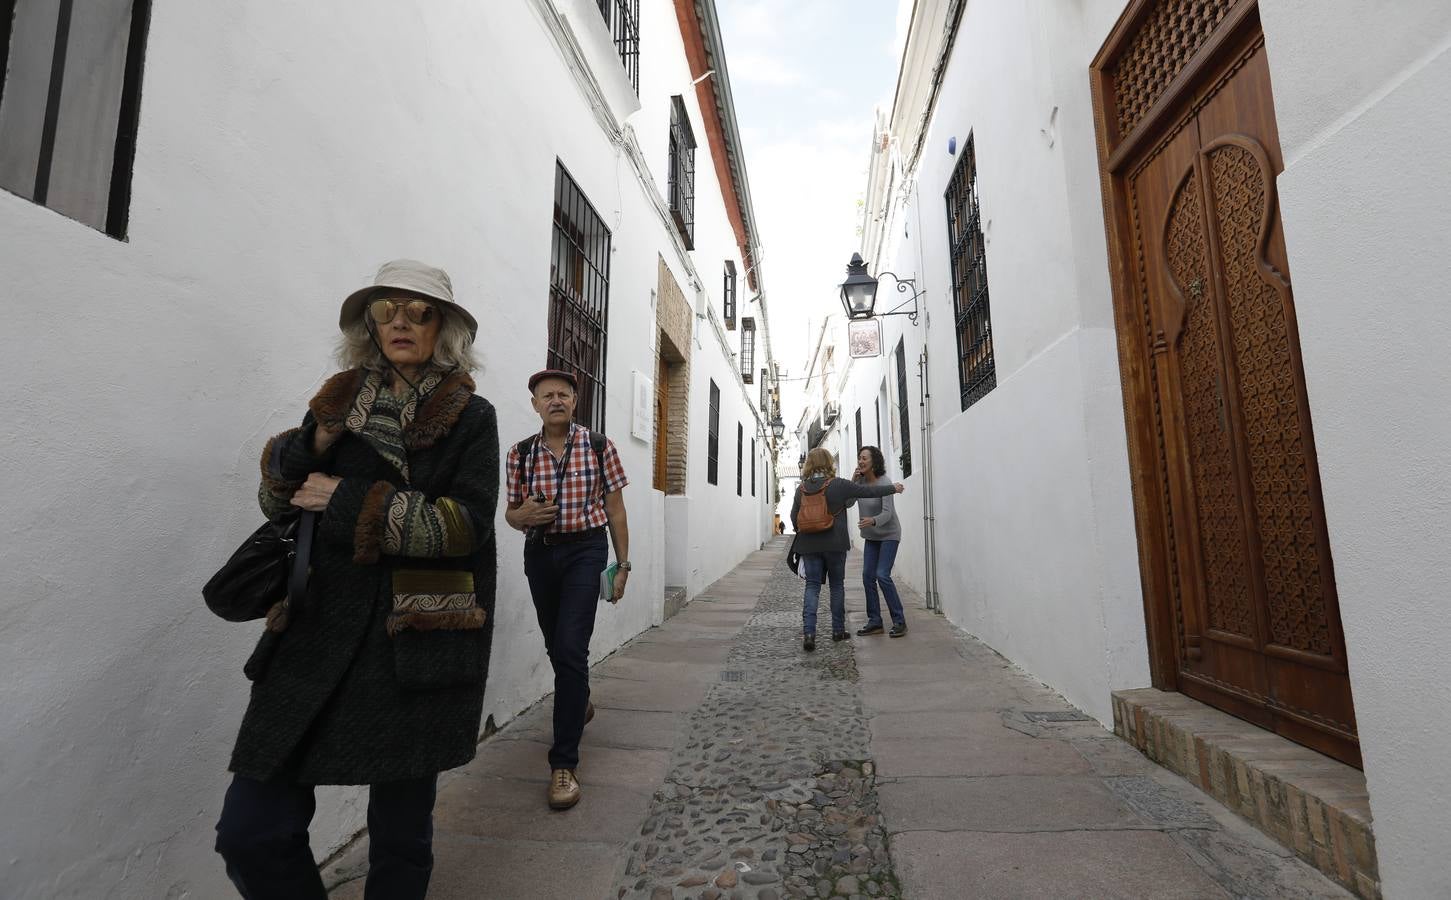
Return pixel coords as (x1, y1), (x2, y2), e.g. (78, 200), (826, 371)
(525, 492), (549, 545)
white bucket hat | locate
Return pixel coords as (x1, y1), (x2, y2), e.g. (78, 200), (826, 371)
(338, 258), (478, 341)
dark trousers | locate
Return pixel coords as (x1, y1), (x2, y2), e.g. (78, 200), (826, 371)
(215, 773), (437, 900)
(524, 533), (609, 769)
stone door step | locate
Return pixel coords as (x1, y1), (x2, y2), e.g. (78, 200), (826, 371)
(1113, 688), (1379, 899)
(662, 586), (688, 619)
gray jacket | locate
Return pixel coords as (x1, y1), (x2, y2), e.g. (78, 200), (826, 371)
(857, 486), (901, 542)
(789, 474), (896, 554)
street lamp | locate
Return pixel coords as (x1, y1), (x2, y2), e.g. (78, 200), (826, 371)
(770, 415), (786, 440)
(837, 252), (923, 325)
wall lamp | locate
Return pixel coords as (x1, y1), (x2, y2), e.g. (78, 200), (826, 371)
(838, 252), (923, 325)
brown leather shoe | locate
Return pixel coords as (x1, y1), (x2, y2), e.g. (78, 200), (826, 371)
(548, 768), (581, 810)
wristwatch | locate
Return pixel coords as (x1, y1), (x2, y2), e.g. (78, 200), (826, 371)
(617, 560), (632, 572)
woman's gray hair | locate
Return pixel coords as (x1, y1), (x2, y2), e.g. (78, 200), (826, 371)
(334, 308), (481, 374)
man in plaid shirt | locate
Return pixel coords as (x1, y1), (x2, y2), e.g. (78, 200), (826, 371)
(504, 369), (630, 810)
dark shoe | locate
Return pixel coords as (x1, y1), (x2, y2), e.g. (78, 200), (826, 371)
(802, 634), (816, 652)
(585, 701), (595, 725)
(548, 768), (581, 810)
(889, 623), (908, 638)
(832, 631), (851, 642)
(856, 622), (885, 636)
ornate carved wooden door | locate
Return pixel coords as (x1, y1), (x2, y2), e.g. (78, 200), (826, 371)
(1094, 2), (1358, 765)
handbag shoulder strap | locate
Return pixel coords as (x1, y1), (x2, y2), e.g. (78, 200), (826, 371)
(287, 510), (316, 610)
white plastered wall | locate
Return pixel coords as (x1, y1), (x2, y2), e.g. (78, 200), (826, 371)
(1259, 2), (1451, 895)
(829, 0), (1147, 725)
(0, 1), (770, 896)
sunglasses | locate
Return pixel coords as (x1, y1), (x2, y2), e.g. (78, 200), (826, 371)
(369, 298), (439, 326)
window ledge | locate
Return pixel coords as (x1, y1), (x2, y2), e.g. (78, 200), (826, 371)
(554, 0), (642, 126)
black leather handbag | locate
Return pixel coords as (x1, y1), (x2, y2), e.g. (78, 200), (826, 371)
(204, 510), (316, 622)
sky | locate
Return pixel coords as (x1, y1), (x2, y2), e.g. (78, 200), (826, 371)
(715, 0), (906, 418)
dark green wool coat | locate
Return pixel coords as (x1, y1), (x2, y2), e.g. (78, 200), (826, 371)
(229, 368), (499, 785)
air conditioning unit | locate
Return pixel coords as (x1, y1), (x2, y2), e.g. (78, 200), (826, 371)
(821, 402), (841, 427)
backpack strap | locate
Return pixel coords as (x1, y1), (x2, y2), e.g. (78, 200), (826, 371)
(516, 434), (539, 496)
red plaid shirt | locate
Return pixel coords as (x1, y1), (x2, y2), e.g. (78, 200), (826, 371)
(506, 423), (628, 533)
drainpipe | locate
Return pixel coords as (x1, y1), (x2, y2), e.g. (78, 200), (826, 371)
(918, 346), (941, 611)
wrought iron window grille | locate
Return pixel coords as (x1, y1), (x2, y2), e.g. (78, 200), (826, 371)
(723, 260), (737, 330)
(944, 133), (997, 411)
(595, 0), (640, 94)
(668, 95), (697, 249)
(707, 380), (720, 485)
(736, 422), (744, 496)
(548, 161), (612, 432)
(0, 0), (153, 238)
(740, 317), (755, 383)
(895, 339), (913, 478)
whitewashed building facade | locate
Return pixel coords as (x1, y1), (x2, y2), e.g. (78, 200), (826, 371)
(805, 1), (1451, 896)
(0, 0), (777, 896)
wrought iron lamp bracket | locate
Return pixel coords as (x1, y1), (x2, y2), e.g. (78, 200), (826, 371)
(875, 272), (923, 325)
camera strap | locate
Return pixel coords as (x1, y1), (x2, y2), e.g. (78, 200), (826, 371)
(523, 428), (577, 502)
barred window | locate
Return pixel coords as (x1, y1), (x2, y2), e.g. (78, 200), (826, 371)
(707, 380), (720, 485)
(668, 95), (696, 249)
(759, 370), (769, 411)
(595, 0), (640, 94)
(0, 0), (152, 237)
(740, 317), (755, 383)
(944, 133), (996, 410)
(736, 422), (744, 496)
(548, 161), (611, 431)
(723, 260), (737, 330)
(895, 339), (912, 478)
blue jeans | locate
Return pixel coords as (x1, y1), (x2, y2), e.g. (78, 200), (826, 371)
(524, 533), (609, 769)
(863, 539), (906, 627)
(216, 773), (437, 900)
(802, 551), (848, 635)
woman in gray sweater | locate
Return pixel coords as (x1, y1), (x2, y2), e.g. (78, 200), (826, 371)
(790, 448), (904, 650)
(854, 446), (907, 637)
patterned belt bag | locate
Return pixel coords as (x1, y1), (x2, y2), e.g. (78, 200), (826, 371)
(389, 568), (486, 637)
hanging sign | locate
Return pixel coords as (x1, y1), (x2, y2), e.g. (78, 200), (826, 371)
(848, 318), (882, 359)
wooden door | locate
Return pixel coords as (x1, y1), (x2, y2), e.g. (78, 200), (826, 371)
(1093, 2), (1358, 765)
(653, 355), (669, 492)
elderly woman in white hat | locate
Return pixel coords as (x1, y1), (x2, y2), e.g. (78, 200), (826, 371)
(213, 260), (499, 899)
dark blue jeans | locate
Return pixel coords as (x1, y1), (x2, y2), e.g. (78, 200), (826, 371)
(524, 533), (609, 769)
(863, 539), (906, 628)
(215, 773), (437, 900)
(802, 551), (848, 635)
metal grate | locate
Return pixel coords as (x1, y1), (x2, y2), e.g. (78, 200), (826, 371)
(707, 380), (720, 485)
(944, 133), (996, 411)
(736, 422), (744, 496)
(548, 161), (612, 432)
(595, 0), (640, 94)
(668, 95), (697, 249)
(894, 339), (912, 477)
(740, 317), (755, 382)
(723, 260), (737, 330)
(720, 670), (745, 682)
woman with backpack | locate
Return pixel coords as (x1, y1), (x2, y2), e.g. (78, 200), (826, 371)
(853, 446), (907, 638)
(789, 447), (904, 651)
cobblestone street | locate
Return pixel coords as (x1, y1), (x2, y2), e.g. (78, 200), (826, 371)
(329, 538), (1351, 899)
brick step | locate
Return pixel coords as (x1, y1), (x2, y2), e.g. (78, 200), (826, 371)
(1113, 688), (1378, 899)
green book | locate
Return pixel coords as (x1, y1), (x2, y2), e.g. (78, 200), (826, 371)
(600, 563), (619, 603)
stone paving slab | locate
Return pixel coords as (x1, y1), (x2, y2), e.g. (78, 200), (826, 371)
(327, 540), (1351, 899)
(890, 830), (1233, 900)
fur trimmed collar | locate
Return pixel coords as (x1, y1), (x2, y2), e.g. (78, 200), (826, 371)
(309, 368), (476, 451)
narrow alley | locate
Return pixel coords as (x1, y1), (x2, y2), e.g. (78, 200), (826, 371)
(326, 540), (1349, 900)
